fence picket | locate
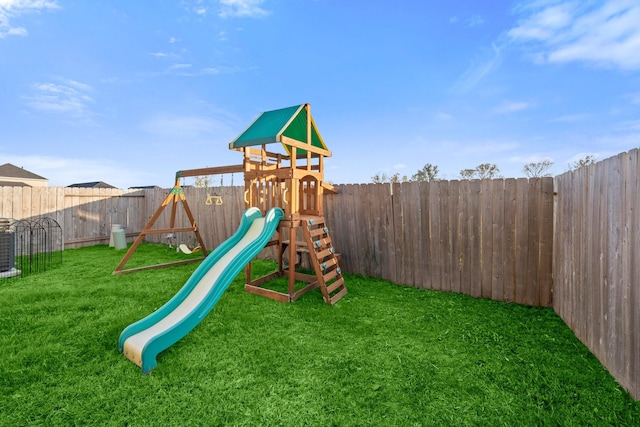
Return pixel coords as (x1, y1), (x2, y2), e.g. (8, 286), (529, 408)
(491, 179), (505, 301)
(480, 179), (493, 299)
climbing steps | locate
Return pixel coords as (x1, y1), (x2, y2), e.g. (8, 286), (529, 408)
(301, 217), (347, 305)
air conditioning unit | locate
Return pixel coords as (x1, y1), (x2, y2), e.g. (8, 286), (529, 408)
(0, 219), (15, 273)
(0, 231), (15, 273)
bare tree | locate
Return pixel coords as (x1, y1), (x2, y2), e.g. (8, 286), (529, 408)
(371, 172), (387, 184)
(411, 163), (440, 182)
(460, 163), (502, 179)
(372, 172), (408, 183)
(477, 163), (502, 179)
(568, 155), (597, 171)
(523, 159), (554, 178)
(459, 168), (477, 179)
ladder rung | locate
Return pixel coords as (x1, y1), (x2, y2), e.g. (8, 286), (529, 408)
(313, 237), (332, 249)
(323, 268), (339, 282)
(326, 277), (345, 294)
(309, 227), (327, 238)
(329, 287), (348, 305)
(320, 257), (338, 270)
(306, 218), (325, 226)
(315, 247), (333, 260)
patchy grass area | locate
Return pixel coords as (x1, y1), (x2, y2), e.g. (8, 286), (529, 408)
(1, 244), (638, 426)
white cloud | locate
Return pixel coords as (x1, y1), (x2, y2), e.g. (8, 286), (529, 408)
(24, 78), (94, 116)
(493, 101), (534, 113)
(466, 15), (485, 27)
(550, 113), (591, 122)
(168, 63), (192, 70)
(218, 0), (269, 19)
(449, 14), (484, 27)
(626, 92), (640, 105)
(615, 119), (640, 131)
(508, 0), (640, 70)
(436, 112), (453, 120)
(167, 64), (240, 77)
(452, 43), (502, 93)
(0, 0), (59, 38)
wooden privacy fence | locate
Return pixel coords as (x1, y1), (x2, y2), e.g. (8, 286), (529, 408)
(1, 178), (554, 307)
(0, 186), (245, 252)
(554, 148), (640, 400)
(0, 179), (554, 306)
(324, 178), (554, 307)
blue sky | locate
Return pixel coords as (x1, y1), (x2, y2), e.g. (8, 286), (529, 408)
(1, 0), (639, 188)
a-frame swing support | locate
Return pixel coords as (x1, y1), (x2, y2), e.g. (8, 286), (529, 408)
(113, 165), (243, 275)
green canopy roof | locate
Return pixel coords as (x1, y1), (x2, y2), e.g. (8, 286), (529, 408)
(229, 104), (329, 156)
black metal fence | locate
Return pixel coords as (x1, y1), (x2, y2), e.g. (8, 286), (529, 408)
(0, 217), (63, 278)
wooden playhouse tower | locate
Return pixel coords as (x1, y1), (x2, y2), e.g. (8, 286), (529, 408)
(231, 104), (347, 305)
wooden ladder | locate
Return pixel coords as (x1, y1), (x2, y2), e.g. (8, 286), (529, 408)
(301, 217), (347, 305)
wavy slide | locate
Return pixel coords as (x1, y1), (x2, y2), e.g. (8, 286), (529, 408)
(119, 207), (284, 374)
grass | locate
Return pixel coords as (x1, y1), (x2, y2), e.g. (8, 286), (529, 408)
(1, 243), (638, 426)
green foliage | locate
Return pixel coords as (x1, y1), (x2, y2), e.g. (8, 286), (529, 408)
(411, 163), (440, 182)
(1, 244), (638, 426)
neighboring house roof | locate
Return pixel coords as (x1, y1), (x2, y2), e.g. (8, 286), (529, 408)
(0, 163), (47, 187)
(0, 163), (47, 180)
(68, 181), (117, 189)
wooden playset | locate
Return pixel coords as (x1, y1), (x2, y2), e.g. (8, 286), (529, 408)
(114, 104), (346, 306)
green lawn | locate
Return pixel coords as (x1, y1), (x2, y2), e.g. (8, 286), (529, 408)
(1, 243), (638, 426)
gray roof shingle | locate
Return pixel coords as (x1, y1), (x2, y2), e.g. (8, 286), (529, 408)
(0, 163), (47, 180)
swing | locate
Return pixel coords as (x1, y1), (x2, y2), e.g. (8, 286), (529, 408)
(205, 174), (224, 206)
(205, 195), (223, 206)
(178, 243), (201, 254)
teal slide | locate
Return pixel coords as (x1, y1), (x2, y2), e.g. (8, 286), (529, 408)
(119, 207), (284, 374)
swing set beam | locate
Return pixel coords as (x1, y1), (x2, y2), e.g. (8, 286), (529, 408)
(176, 165), (244, 180)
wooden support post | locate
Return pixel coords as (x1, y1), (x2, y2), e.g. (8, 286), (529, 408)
(288, 225), (297, 295)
